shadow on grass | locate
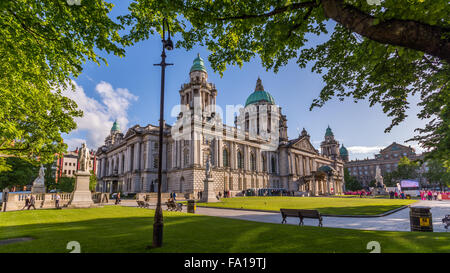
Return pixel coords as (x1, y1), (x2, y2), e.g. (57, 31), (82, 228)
(0, 207), (447, 253)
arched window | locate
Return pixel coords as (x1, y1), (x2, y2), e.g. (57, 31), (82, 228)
(262, 154), (267, 172)
(271, 156), (277, 173)
(179, 177), (184, 193)
(237, 150), (243, 169)
(183, 149), (189, 167)
(250, 152), (256, 171)
(223, 148), (229, 167)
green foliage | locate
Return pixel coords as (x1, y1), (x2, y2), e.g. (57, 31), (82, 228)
(344, 168), (362, 191)
(89, 171), (97, 192)
(57, 176), (75, 193)
(0, 0), (126, 170)
(0, 157), (38, 190)
(44, 162), (57, 190)
(425, 159), (450, 190)
(390, 156), (420, 182)
(120, 0), (450, 168)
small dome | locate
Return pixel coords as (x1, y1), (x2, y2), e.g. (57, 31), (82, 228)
(245, 78), (276, 107)
(111, 120), (120, 132)
(190, 53), (207, 73)
(325, 125), (334, 137)
(340, 144), (348, 156)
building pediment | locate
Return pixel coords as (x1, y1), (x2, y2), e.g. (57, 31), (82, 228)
(289, 137), (318, 155)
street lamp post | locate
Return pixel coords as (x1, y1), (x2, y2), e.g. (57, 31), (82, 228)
(152, 18), (173, 248)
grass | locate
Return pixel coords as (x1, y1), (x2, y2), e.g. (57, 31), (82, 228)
(0, 206), (448, 253)
(195, 196), (416, 215)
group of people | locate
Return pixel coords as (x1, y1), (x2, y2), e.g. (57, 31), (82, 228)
(388, 191), (407, 199)
(22, 193), (61, 210)
(420, 190), (444, 201)
(169, 192), (177, 201)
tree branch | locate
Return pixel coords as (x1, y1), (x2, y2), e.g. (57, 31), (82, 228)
(321, 0), (450, 62)
(216, 1), (319, 21)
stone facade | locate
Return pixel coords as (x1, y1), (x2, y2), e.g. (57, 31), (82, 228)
(345, 142), (424, 186)
(95, 55), (345, 197)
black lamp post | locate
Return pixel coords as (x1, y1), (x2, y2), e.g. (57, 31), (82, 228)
(152, 18), (173, 248)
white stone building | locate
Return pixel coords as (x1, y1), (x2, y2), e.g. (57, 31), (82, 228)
(95, 55), (345, 196)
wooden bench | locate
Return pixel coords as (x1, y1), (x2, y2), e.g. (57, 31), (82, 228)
(136, 200), (150, 208)
(280, 209), (323, 227)
(165, 201), (182, 212)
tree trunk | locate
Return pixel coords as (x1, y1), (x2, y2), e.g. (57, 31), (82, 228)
(322, 0), (450, 62)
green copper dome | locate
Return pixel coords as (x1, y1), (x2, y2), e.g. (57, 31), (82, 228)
(190, 53), (207, 73)
(245, 78), (276, 107)
(325, 126), (334, 137)
(339, 144), (348, 156)
(111, 120), (120, 132)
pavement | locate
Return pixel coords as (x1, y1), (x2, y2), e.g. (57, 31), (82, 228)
(118, 199), (450, 232)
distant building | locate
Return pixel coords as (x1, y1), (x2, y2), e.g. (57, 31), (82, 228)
(56, 148), (97, 180)
(344, 142), (424, 186)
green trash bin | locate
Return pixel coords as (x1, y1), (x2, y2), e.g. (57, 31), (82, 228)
(410, 206), (433, 232)
(187, 200), (196, 214)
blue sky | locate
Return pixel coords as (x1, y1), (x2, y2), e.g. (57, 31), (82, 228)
(62, 0), (427, 160)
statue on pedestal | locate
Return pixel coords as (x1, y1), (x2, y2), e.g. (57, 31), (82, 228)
(374, 165), (387, 195)
(78, 143), (90, 173)
(68, 143), (95, 208)
(31, 164), (46, 193)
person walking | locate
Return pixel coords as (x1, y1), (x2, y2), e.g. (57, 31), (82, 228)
(28, 195), (36, 210)
(427, 190), (432, 201)
(117, 192), (121, 204)
(173, 192), (177, 201)
(22, 195), (30, 210)
(433, 191), (438, 200)
(55, 193), (61, 209)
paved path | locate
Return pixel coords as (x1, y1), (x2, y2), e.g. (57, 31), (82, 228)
(120, 200), (450, 232)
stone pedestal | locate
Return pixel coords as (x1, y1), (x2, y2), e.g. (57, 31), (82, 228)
(68, 171), (96, 208)
(31, 184), (46, 194)
(202, 177), (219, 203)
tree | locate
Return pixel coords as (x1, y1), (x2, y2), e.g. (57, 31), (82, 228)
(44, 162), (57, 191)
(0, 1), (126, 170)
(57, 176), (75, 193)
(89, 171), (98, 192)
(120, 0), (450, 168)
(0, 157), (38, 190)
(425, 159), (450, 191)
(391, 156), (420, 182)
(344, 168), (362, 191)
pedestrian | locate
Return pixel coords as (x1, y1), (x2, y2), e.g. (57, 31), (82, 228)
(437, 191), (442, 201)
(173, 192), (177, 201)
(117, 192), (121, 204)
(420, 191), (424, 200)
(170, 192), (173, 199)
(427, 190), (432, 200)
(394, 192), (398, 199)
(22, 195), (30, 210)
(55, 193), (61, 209)
(218, 191), (222, 199)
(433, 191), (438, 200)
(28, 195), (36, 210)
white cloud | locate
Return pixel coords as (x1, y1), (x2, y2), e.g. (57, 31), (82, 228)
(62, 80), (138, 150)
(347, 146), (385, 154)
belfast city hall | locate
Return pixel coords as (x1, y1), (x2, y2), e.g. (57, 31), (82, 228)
(95, 55), (348, 197)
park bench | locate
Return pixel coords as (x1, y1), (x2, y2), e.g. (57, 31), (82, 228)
(165, 200), (182, 212)
(280, 209), (323, 227)
(136, 200), (150, 208)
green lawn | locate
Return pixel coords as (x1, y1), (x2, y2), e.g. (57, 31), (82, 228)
(196, 197), (416, 215)
(0, 206), (448, 253)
